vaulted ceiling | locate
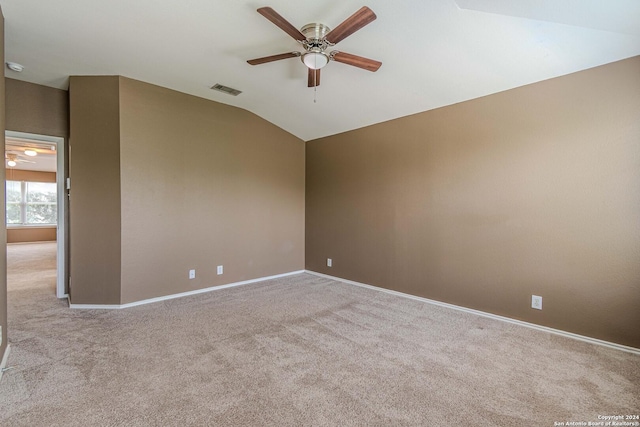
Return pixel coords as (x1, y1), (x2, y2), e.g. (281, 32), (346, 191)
(2, 0), (639, 141)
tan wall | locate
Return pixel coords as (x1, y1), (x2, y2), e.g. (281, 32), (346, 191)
(7, 228), (56, 244)
(5, 78), (69, 138)
(69, 76), (121, 304)
(5, 170), (56, 183)
(0, 6), (7, 360)
(118, 77), (305, 303)
(306, 56), (640, 348)
(68, 75), (304, 305)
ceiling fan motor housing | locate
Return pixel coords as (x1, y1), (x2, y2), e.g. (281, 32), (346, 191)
(301, 23), (331, 41)
(300, 23), (332, 69)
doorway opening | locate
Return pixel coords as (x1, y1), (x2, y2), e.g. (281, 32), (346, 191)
(5, 131), (66, 299)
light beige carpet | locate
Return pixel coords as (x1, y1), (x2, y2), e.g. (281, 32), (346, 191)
(1, 242), (639, 426)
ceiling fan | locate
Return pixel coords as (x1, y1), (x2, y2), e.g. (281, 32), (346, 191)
(247, 6), (382, 87)
(5, 152), (35, 168)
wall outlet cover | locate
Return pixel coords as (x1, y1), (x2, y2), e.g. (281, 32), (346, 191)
(217, 265), (223, 275)
(531, 295), (542, 310)
(327, 258), (332, 267)
(189, 269), (196, 279)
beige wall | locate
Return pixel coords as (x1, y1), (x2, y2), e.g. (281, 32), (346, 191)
(7, 228), (56, 244)
(69, 76), (305, 305)
(306, 56), (640, 348)
(118, 77), (305, 303)
(69, 76), (122, 304)
(5, 170), (56, 183)
(0, 6), (7, 362)
(5, 78), (69, 138)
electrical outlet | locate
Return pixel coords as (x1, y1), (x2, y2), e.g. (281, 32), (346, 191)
(217, 265), (223, 275)
(189, 269), (196, 279)
(327, 258), (332, 267)
(0, 325), (2, 345)
(531, 295), (542, 310)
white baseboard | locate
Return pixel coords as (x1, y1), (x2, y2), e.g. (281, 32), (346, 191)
(305, 270), (640, 356)
(69, 270), (306, 310)
(0, 344), (11, 383)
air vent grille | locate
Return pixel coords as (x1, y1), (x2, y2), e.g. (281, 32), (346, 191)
(211, 84), (242, 96)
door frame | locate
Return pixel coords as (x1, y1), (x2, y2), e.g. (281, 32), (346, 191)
(5, 131), (67, 298)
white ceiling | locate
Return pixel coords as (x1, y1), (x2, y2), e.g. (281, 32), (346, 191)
(1, 0), (639, 141)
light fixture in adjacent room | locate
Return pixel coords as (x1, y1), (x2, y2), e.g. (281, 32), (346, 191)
(24, 149), (37, 156)
(301, 52), (329, 70)
(6, 62), (24, 72)
(6, 153), (22, 168)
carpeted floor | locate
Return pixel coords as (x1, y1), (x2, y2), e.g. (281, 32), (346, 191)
(1, 242), (639, 426)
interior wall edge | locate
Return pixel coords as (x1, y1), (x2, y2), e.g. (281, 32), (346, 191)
(68, 75), (122, 305)
(0, 5), (8, 366)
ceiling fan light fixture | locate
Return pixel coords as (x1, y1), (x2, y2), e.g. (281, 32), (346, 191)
(302, 52), (329, 70)
(248, 7), (381, 87)
(24, 149), (37, 156)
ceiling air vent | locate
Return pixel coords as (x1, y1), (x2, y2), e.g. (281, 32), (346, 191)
(210, 83), (242, 96)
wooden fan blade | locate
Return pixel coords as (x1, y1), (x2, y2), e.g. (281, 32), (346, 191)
(257, 7), (306, 41)
(308, 69), (321, 87)
(247, 52), (300, 65)
(331, 52), (381, 72)
(325, 6), (376, 44)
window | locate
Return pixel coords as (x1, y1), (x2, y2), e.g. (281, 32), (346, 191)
(5, 180), (57, 226)
(6, 180), (21, 224)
